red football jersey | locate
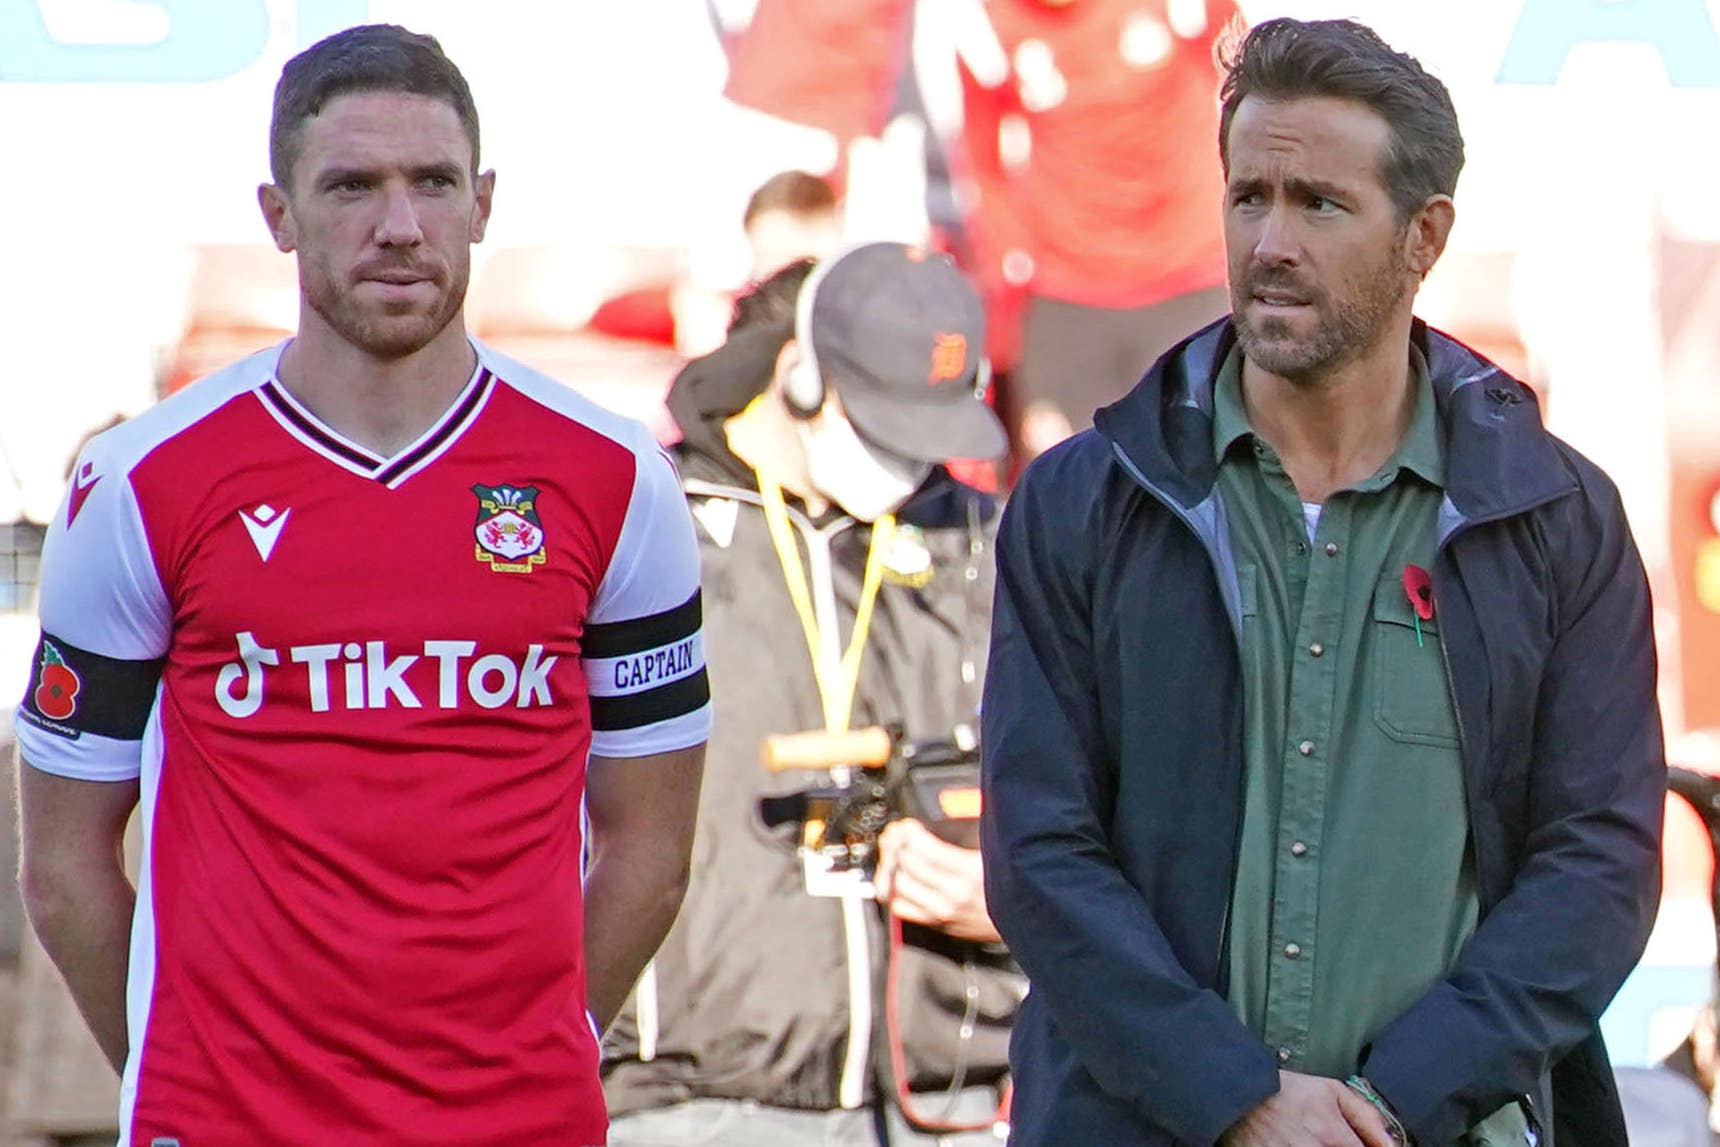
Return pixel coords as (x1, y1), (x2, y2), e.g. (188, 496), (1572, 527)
(956, 0), (1236, 309)
(727, 0), (1235, 317)
(17, 341), (711, 1146)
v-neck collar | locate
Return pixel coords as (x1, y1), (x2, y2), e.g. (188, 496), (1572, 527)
(255, 348), (496, 489)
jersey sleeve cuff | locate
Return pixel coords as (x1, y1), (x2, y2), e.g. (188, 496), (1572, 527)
(14, 711), (144, 782)
(588, 703), (712, 760)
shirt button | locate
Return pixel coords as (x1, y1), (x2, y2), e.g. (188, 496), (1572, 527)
(1290, 841), (1309, 858)
(1324, 542), (1340, 557)
(1297, 740), (1315, 757)
(1308, 641), (1325, 658)
(1283, 942), (1302, 959)
(1277, 1047), (1293, 1064)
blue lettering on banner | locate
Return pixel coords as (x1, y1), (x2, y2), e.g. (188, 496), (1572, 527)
(1498, 0), (1720, 87)
(0, 1), (370, 83)
(613, 641), (698, 691)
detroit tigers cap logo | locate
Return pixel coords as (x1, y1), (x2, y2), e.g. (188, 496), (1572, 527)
(928, 333), (968, 385)
(472, 483), (548, 574)
(34, 640), (82, 720)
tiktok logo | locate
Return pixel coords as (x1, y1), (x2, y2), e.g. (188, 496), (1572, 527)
(212, 631), (559, 717)
(216, 631), (279, 718)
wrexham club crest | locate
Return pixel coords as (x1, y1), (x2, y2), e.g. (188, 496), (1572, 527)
(472, 483), (548, 573)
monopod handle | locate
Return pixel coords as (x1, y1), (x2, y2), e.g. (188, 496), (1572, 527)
(761, 726), (895, 772)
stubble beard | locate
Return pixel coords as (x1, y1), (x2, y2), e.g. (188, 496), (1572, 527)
(304, 255), (471, 361)
(1232, 249), (1411, 388)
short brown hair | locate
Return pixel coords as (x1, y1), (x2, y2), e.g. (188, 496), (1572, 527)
(743, 171), (837, 230)
(1218, 18), (1464, 221)
(270, 24), (480, 188)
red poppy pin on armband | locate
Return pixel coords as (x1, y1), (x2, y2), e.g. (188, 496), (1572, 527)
(35, 641), (81, 720)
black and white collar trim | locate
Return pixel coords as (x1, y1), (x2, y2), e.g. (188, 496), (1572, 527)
(257, 362), (496, 488)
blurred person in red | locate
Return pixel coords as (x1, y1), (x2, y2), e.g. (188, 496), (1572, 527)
(963, 0), (1240, 455)
(725, 0), (1239, 461)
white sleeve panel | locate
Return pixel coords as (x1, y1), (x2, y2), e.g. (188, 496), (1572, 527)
(38, 464), (172, 660)
(588, 435), (704, 626)
(584, 431), (712, 759)
(14, 440), (172, 782)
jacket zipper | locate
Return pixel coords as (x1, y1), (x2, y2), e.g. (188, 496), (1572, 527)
(1429, 499), (1569, 1146)
(1429, 486), (1575, 858)
(684, 477), (872, 1107)
(804, 521), (874, 1111)
(1105, 445), (1243, 644)
(1107, 443), (1245, 980)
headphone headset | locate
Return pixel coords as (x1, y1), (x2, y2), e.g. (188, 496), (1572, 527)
(782, 242), (993, 421)
(784, 352), (825, 421)
(783, 251), (837, 420)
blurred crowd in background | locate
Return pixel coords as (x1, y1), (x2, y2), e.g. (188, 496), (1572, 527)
(8, 0), (1720, 1142)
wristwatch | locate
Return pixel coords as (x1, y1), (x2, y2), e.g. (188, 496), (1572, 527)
(1345, 1076), (1410, 1147)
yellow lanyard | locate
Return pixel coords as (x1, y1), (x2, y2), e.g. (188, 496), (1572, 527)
(759, 477), (895, 734)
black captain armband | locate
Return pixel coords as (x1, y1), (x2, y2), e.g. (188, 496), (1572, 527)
(581, 590), (709, 731)
(18, 632), (165, 741)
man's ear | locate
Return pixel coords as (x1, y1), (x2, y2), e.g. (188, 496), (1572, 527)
(1405, 195), (1455, 280)
(258, 183), (297, 254)
(470, 169), (496, 243)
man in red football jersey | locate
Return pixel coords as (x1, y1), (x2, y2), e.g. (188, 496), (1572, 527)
(15, 25), (708, 1147)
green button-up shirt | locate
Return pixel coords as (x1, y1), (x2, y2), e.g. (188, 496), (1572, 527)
(1214, 347), (1527, 1145)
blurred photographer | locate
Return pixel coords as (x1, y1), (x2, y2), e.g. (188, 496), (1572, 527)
(603, 242), (1020, 1145)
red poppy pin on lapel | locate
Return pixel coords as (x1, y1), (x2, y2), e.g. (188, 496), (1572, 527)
(1403, 565), (1434, 648)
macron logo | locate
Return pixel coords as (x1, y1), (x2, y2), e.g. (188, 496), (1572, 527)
(67, 462), (101, 527)
(239, 504), (291, 562)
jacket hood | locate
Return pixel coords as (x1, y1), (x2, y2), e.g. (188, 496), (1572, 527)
(666, 319), (794, 488)
(1092, 317), (1576, 525)
(669, 320), (998, 531)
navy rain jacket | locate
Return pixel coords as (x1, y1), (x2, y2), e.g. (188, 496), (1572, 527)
(981, 319), (1665, 1147)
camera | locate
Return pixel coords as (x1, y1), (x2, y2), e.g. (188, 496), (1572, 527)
(759, 724), (981, 892)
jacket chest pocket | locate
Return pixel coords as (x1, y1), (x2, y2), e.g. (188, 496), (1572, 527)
(1370, 577), (1461, 749)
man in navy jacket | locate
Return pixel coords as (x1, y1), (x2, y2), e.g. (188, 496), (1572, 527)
(980, 17), (1665, 1147)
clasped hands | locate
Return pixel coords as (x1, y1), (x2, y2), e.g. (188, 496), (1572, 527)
(1222, 1071), (1399, 1147)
